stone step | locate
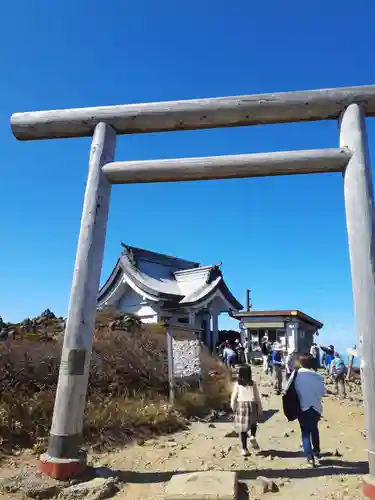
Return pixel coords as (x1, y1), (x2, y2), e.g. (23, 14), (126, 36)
(165, 470), (237, 500)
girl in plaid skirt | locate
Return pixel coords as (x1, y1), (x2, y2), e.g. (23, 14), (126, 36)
(230, 365), (263, 456)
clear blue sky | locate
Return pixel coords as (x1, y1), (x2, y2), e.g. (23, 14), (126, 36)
(1, 0), (374, 352)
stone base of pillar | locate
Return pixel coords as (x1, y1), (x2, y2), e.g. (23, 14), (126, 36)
(39, 453), (86, 479)
(363, 475), (375, 498)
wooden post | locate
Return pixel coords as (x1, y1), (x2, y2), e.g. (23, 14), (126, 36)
(346, 353), (354, 381)
(188, 310), (196, 327)
(167, 327), (175, 405)
(40, 122), (116, 479)
(212, 314), (219, 354)
(340, 103), (375, 488)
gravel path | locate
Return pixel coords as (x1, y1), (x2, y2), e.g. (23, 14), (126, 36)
(90, 367), (367, 499)
(0, 367), (366, 499)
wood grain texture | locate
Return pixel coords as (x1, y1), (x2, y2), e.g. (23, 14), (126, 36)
(102, 148), (351, 184)
(11, 85), (375, 140)
(340, 104), (375, 475)
(167, 327), (175, 405)
(49, 123), (116, 443)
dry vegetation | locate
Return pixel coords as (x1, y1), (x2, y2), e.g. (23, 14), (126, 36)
(0, 309), (231, 459)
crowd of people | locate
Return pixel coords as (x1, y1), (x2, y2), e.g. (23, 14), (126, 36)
(227, 336), (349, 468)
(217, 338), (248, 366)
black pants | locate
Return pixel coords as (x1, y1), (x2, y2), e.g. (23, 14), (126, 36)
(240, 425), (257, 449)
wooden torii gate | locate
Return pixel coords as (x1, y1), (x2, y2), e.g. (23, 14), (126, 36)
(10, 85), (375, 497)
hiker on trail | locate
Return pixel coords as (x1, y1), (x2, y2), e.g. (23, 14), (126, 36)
(261, 336), (270, 374)
(223, 342), (237, 367)
(320, 344), (334, 372)
(235, 338), (246, 365)
(243, 337), (250, 364)
(330, 352), (347, 397)
(310, 343), (320, 370)
(230, 365), (263, 457)
(272, 343), (284, 395)
(267, 343), (274, 376)
(289, 354), (326, 468)
(321, 351), (327, 367)
(285, 347), (298, 381)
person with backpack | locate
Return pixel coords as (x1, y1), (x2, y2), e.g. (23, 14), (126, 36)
(330, 352), (347, 397)
(285, 354), (326, 468)
(230, 365), (263, 457)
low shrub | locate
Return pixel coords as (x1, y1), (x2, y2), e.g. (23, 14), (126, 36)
(0, 311), (231, 456)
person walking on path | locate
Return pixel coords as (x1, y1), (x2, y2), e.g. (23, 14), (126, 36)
(223, 342), (237, 367)
(261, 336), (270, 374)
(243, 337), (250, 364)
(320, 344), (334, 372)
(285, 347), (297, 381)
(289, 354), (326, 468)
(330, 352), (347, 397)
(230, 365), (263, 457)
(310, 343), (320, 370)
(235, 338), (245, 365)
(272, 343), (284, 394)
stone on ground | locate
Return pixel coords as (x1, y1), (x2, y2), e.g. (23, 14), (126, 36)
(165, 471), (237, 500)
(256, 476), (279, 494)
(0, 471), (62, 498)
(59, 477), (119, 500)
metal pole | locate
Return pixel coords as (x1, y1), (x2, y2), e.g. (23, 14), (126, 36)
(246, 289), (251, 311)
(340, 104), (375, 489)
(40, 122), (116, 479)
(167, 327), (175, 405)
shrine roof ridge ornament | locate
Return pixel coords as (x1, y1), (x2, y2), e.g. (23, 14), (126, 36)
(10, 84), (375, 140)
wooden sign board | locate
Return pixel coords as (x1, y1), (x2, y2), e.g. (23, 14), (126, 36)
(166, 323), (203, 404)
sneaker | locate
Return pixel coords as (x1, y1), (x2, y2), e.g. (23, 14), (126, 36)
(249, 436), (260, 450)
(306, 459), (316, 468)
(241, 449), (250, 457)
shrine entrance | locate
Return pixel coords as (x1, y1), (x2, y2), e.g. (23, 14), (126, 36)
(11, 85), (375, 494)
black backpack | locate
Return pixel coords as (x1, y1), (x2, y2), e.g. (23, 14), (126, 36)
(282, 370), (301, 421)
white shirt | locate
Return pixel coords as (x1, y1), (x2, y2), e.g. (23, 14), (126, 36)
(230, 382), (263, 414)
(291, 368), (326, 414)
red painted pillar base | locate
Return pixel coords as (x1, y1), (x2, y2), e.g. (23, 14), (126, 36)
(363, 475), (375, 499)
(39, 453), (86, 480)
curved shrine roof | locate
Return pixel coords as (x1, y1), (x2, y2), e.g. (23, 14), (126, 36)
(98, 244), (243, 311)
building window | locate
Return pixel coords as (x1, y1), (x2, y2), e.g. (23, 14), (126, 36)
(178, 317), (189, 324)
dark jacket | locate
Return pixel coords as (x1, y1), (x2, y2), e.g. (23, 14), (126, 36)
(261, 342), (269, 355)
(272, 350), (283, 366)
(320, 345), (334, 356)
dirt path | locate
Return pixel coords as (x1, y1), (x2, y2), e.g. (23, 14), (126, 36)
(0, 368), (367, 499)
(88, 368), (367, 499)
